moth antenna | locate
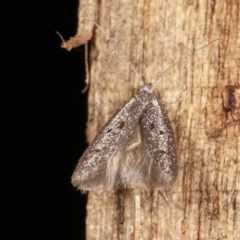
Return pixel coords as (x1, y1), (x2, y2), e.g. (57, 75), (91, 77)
(94, 22), (218, 88)
(152, 39), (219, 87)
(94, 22), (145, 86)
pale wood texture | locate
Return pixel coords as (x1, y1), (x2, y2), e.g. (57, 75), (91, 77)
(62, 0), (97, 50)
(65, 1), (240, 239)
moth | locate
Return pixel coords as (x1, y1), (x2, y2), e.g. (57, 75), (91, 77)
(71, 83), (177, 191)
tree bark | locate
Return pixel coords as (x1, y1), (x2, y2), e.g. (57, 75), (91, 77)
(64, 1), (240, 239)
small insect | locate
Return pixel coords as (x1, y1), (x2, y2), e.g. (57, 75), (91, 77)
(71, 23), (218, 192)
(71, 83), (177, 191)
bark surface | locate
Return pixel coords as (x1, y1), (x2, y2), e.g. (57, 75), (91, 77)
(65, 1), (240, 239)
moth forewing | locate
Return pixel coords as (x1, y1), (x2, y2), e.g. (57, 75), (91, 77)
(140, 90), (177, 189)
(71, 84), (155, 191)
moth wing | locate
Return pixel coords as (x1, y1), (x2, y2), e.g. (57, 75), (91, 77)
(140, 92), (177, 190)
(113, 91), (178, 190)
(71, 85), (154, 191)
(110, 127), (151, 189)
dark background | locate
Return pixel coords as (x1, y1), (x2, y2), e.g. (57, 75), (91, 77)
(1, 1), (88, 239)
(54, 1), (87, 239)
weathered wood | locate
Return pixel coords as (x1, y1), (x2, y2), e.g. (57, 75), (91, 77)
(66, 1), (240, 239)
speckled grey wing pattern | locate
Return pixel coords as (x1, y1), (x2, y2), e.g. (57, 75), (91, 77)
(112, 91), (177, 190)
(71, 84), (177, 191)
(71, 84), (155, 190)
(140, 91), (177, 190)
